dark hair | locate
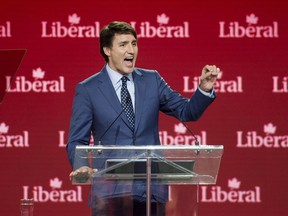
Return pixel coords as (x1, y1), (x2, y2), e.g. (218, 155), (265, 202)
(100, 21), (137, 62)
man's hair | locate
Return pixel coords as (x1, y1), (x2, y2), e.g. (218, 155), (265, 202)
(100, 21), (137, 62)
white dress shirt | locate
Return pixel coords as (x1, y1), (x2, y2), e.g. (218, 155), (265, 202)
(106, 64), (135, 111)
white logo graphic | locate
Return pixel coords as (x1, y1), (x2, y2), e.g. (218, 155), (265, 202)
(23, 177), (83, 202)
(157, 13), (169, 25)
(160, 123), (207, 145)
(201, 177), (261, 203)
(42, 13), (100, 38)
(228, 177), (241, 189)
(42, 14), (189, 38)
(272, 76), (288, 93)
(0, 122), (29, 147)
(237, 122), (288, 148)
(174, 123), (187, 134)
(32, 67), (45, 79)
(0, 122), (9, 134)
(264, 123), (276, 134)
(219, 13), (279, 38)
(68, 13), (80, 25)
(0, 21), (11, 37)
(217, 70), (223, 79)
(246, 13), (258, 25)
(58, 131), (66, 147)
(6, 67), (65, 93)
(183, 70), (243, 93)
(131, 13), (190, 38)
(50, 177), (63, 189)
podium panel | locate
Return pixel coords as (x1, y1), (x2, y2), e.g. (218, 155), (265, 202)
(72, 145), (223, 216)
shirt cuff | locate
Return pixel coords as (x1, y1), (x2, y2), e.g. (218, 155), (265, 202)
(197, 86), (215, 98)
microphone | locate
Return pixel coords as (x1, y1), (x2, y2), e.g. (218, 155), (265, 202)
(163, 95), (200, 146)
(97, 97), (130, 145)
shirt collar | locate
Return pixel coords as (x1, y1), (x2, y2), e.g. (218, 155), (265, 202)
(106, 64), (133, 85)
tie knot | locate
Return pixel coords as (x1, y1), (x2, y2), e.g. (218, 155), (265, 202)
(121, 76), (129, 84)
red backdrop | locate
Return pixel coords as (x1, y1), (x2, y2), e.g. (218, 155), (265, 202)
(1, 0), (287, 215)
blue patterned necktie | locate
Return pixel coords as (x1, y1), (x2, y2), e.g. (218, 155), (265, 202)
(121, 76), (135, 130)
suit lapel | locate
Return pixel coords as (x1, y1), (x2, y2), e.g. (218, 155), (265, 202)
(97, 68), (132, 129)
(133, 69), (146, 132)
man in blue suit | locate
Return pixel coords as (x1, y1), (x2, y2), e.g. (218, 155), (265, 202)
(66, 21), (219, 216)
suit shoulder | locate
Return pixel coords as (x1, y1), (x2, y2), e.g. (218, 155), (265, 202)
(134, 67), (160, 77)
(80, 72), (101, 84)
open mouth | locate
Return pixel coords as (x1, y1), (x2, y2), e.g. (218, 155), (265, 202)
(124, 57), (133, 67)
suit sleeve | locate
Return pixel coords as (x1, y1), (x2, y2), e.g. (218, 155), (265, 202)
(155, 71), (216, 122)
(66, 83), (93, 168)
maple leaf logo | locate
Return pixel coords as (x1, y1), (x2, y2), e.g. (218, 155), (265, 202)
(0, 122), (9, 134)
(68, 13), (80, 25)
(217, 70), (223, 79)
(174, 123), (187, 134)
(50, 177), (62, 189)
(246, 13), (258, 25)
(32, 67), (45, 79)
(228, 177), (241, 190)
(157, 13), (169, 25)
(264, 123), (276, 135)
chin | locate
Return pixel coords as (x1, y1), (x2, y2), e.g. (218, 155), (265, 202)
(124, 69), (134, 74)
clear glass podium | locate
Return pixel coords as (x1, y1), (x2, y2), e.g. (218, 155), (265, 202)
(72, 145), (223, 216)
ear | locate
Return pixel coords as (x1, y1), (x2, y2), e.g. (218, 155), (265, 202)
(103, 47), (111, 57)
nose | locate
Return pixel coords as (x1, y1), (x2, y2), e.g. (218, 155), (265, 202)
(126, 44), (135, 54)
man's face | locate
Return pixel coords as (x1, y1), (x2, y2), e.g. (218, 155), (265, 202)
(104, 33), (138, 75)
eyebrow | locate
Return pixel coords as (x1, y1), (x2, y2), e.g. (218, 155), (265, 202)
(118, 39), (137, 45)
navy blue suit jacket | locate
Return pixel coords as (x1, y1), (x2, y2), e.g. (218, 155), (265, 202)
(66, 66), (216, 203)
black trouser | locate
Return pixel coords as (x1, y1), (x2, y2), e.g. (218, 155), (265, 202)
(92, 197), (166, 216)
(133, 200), (166, 216)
